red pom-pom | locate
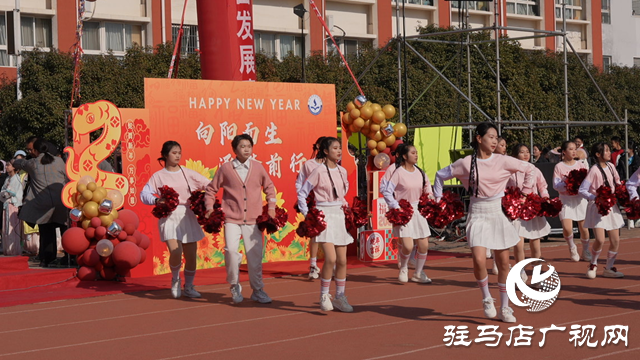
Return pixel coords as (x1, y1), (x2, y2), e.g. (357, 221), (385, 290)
(351, 197), (369, 228)
(625, 199), (640, 220)
(257, 205), (289, 234)
(188, 190), (206, 218)
(117, 209), (139, 229)
(595, 185), (617, 216)
(197, 199), (225, 234)
(539, 197), (563, 217)
(502, 187), (523, 221)
(565, 168), (588, 195)
(61, 227), (90, 255)
(419, 192), (464, 228)
(296, 208), (327, 238)
(112, 241), (142, 270)
(295, 192), (316, 213)
(521, 193), (543, 221)
(385, 199), (413, 226)
(615, 181), (630, 207)
(152, 186), (180, 218)
(77, 266), (97, 281)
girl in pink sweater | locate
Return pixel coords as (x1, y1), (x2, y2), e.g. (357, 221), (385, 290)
(295, 137), (326, 280)
(204, 134), (277, 304)
(434, 122), (535, 323)
(380, 143), (433, 284)
(507, 144), (550, 283)
(140, 141), (211, 299)
(578, 143), (624, 279)
(297, 137), (353, 313)
(553, 141), (591, 262)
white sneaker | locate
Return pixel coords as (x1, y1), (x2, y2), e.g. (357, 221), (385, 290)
(603, 267), (624, 278)
(520, 269), (528, 283)
(411, 271), (432, 284)
(586, 264), (597, 279)
(308, 265), (320, 280)
(499, 307), (517, 323)
(331, 294), (354, 313)
(582, 247), (592, 262)
(629, 219), (635, 229)
(320, 293), (334, 311)
(482, 297), (497, 318)
(569, 246), (580, 262)
(250, 288), (272, 303)
(183, 284), (201, 298)
(492, 261), (499, 275)
(171, 278), (181, 299)
(230, 284), (243, 303)
(398, 268), (409, 283)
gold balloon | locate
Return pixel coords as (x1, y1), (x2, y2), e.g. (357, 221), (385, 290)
(76, 193), (87, 207)
(383, 104), (397, 119)
(99, 214), (114, 227)
(350, 108), (361, 120)
(371, 103), (382, 113)
(348, 124), (359, 133)
(393, 123), (408, 138)
(367, 139), (377, 149)
(83, 201), (100, 219)
(370, 124), (380, 133)
(353, 118), (365, 129)
(81, 219), (91, 229)
(376, 141), (387, 152)
(360, 106), (373, 120)
(346, 102), (356, 112)
(110, 209), (119, 219)
(106, 190), (125, 209)
(82, 190), (94, 201)
(372, 110), (385, 124)
(77, 183), (87, 193)
(87, 182), (97, 192)
(342, 113), (353, 125)
(370, 148), (379, 156)
(384, 134), (397, 146)
(372, 131), (383, 142)
(77, 175), (95, 186)
(91, 190), (106, 203)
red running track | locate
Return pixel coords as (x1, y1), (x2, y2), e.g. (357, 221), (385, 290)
(0, 239), (638, 360)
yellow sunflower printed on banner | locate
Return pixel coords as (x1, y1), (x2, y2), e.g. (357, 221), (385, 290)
(185, 159), (218, 180)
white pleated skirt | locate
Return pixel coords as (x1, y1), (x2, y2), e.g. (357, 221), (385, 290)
(392, 207), (431, 239)
(467, 198), (520, 250)
(158, 205), (205, 243)
(559, 194), (588, 222)
(315, 205), (354, 246)
(513, 217), (551, 240)
(584, 201), (624, 231)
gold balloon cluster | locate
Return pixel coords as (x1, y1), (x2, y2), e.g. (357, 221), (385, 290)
(71, 175), (125, 229)
(342, 100), (407, 156)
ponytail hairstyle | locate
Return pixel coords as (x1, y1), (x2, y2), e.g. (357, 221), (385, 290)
(157, 140), (181, 167)
(33, 139), (54, 165)
(392, 143), (426, 189)
(468, 122), (499, 197)
(317, 137), (347, 198)
(311, 136), (327, 159)
(590, 142), (615, 188)
(510, 143), (529, 160)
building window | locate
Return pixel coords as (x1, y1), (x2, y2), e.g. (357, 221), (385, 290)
(507, 1), (539, 16)
(0, 15), (9, 66)
(602, 0), (611, 24)
(603, 55), (612, 73)
(634, 0), (640, 16)
(403, 0), (434, 5)
(634, 57), (640, 67)
(451, 1), (491, 11)
(81, 21), (144, 56)
(20, 16), (52, 48)
(555, 0), (584, 20)
(255, 32), (302, 60)
(172, 24), (199, 55)
(329, 39), (371, 58)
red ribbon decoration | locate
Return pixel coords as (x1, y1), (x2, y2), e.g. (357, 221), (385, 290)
(565, 168), (588, 195)
(595, 185), (617, 216)
(256, 205), (289, 234)
(152, 186), (180, 219)
(385, 199), (413, 226)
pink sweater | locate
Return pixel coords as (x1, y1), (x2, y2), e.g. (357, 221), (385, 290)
(297, 164), (349, 215)
(204, 159), (276, 225)
(380, 165), (432, 209)
(141, 168), (210, 206)
(578, 163), (620, 201)
(552, 161), (588, 196)
(507, 167), (549, 198)
(434, 153), (535, 200)
(295, 159), (323, 193)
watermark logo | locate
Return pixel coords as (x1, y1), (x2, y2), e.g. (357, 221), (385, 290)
(307, 95), (323, 115)
(506, 258), (561, 312)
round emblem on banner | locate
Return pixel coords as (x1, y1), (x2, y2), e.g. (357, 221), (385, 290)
(308, 95), (323, 115)
(366, 232), (384, 259)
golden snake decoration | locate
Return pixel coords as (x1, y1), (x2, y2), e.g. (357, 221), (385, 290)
(62, 100), (129, 208)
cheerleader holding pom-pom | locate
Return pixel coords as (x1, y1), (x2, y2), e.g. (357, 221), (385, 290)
(434, 122), (535, 323)
(553, 140), (591, 262)
(297, 137), (354, 312)
(380, 143), (434, 284)
(140, 141), (211, 299)
(578, 143), (625, 279)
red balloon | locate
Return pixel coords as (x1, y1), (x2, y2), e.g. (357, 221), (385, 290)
(118, 209), (140, 229)
(84, 227), (96, 240)
(90, 217), (102, 228)
(139, 247), (147, 264)
(114, 219), (124, 229)
(115, 267), (131, 277)
(112, 241), (142, 270)
(82, 249), (101, 267)
(390, 139), (402, 153)
(110, 239), (120, 249)
(133, 230), (143, 243)
(94, 262), (104, 272)
(125, 235), (140, 246)
(77, 266), (97, 281)
(76, 253), (85, 267)
(382, 147), (391, 154)
(117, 231), (128, 241)
(123, 224), (136, 236)
(95, 226), (107, 239)
(61, 227), (90, 255)
(101, 255), (114, 268)
(139, 234), (150, 250)
(100, 267), (117, 280)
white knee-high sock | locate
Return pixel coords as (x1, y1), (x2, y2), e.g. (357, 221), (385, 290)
(170, 264), (181, 281)
(606, 251), (618, 269)
(415, 251), (428, 274)
(477, 276), (491, 299)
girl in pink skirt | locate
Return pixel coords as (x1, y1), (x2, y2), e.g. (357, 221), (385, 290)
(553, 141), (590, 262)
(381, 143), (433, 284)
(578, 142), (624, 279)
(434, 122), (535, 323)
(297, 137), (353, 312)
(141, 141), (211, 298)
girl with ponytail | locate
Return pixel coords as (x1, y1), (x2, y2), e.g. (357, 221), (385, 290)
(434, 122), (536, 324)
(380, 143), (433, 284)
(295, 136), (326, 280)
(579, 142), (624, 279)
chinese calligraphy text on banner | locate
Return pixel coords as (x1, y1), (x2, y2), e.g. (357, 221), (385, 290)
(138, 78), (339, 276)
